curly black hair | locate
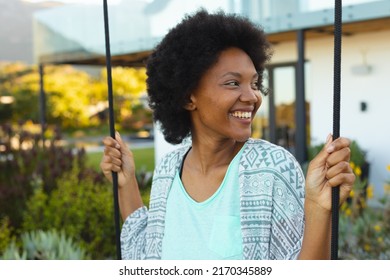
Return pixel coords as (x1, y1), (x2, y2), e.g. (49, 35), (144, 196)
(146, 9), (272, 144)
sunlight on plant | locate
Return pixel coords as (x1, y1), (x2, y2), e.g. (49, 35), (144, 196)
(339, 162), (390, 259)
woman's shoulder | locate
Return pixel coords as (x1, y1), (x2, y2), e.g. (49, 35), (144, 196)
(242, 138), (301, 170)
(153, 144), (191, 176)
(245, 138), (292, 155)
(242, 139), (305, 199)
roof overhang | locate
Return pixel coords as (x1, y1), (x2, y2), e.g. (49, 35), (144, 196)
(267, 16), (390, 44)
(35, 0), (390, 67)
(39, 16), (389, 67)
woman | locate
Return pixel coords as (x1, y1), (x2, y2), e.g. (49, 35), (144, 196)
(100, 10), (355, 260)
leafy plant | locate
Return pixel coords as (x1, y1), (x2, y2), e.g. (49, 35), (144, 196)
(0, 123), (92, 229)
(1, 229), (88, 260)
(338, 164), (390, 259)
(0, 62), (149, 130)
(0, 217), (13, 255)
(22, 165), (116, 259)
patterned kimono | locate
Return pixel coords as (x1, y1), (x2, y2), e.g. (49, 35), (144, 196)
(121, 138), (305, 260)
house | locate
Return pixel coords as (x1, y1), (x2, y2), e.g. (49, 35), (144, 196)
(33, 0), (390, 197)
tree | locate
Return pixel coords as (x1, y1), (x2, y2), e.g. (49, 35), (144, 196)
(0, 62), (149, 131)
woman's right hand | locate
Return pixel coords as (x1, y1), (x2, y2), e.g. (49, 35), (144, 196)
(100, 132), (144, 219)
(100, 131), (136, 188)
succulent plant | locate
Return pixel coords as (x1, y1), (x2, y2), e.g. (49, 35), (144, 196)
(1, 229), (88, 260)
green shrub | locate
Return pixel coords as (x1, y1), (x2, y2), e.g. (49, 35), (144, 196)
(0, 217), (13, 255)
(0, 123), (85, 229)
(1, 229), (88, 260)
(22, 166), (116, 259)
(339, 180), (390, 259)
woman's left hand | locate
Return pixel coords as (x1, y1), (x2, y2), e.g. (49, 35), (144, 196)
(305, 135), (356, 211)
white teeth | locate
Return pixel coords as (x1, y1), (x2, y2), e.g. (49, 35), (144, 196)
(231, 111), (252, 119)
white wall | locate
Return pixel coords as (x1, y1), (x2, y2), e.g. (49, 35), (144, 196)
(301, 30), (389, 197)
(154, 123), (177, 166)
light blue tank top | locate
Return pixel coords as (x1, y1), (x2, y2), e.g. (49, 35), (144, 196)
(161, 145), (245, 260)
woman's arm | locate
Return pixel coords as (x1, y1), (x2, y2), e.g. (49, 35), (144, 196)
(298, 201), (331, 259)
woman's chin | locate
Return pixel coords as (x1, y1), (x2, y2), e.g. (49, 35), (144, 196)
(233, 133), (251, 143)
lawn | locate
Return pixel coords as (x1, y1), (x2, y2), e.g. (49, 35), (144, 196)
(86, 147), (155, 172)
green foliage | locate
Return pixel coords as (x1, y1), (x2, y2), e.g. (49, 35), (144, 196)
(0, 217), (13, 255)
(0, 62), (150, 131)
(338, 160), (390, 259)
(0, 123), (84, 229)
(349, 140), (367, 168)
(339, 182), (390, 259)
(1, 229), (88, 260)
(22, 165), (116, 259)
(0, 62), (39, 123)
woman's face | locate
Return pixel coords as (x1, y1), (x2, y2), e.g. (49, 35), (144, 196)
(187, 47), (262, 142)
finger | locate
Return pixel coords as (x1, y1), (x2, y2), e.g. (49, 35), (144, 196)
(326, 137), (351, 153)
(104, 147), (121, 159)
(110, 156), (122, 166)
(100, 153), (122, 168)
(102, 136), (121, 149)
(115, 131), (132, 156)
(308, 134), (333, 168)
(325, 173), (355, 188)
(326, 161), (351, 180)
(326, 147), (351, 167)
(100, 160), (121, 173)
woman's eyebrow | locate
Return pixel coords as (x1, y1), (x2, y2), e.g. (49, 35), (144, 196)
(220, 72), (259, 79)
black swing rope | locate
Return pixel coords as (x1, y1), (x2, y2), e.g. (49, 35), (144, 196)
(103, 0), (122, 260)
(331, 0), (342, 260)
(103, 0), (343, 261)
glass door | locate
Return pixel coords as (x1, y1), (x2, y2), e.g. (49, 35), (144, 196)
(253, 63), (311, 158)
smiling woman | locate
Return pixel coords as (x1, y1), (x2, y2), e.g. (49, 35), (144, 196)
(99, 9), (355, 260)
(185, 48), (262, 144)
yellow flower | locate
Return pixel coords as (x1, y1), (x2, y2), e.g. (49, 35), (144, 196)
(364, 244), (371, 251)
(377, 237), (384, 243)
(367, 185), (374, 199)
(341, 203), (348, 211)
(354, 166), (362, 177)
(384, 184), (390, 194)
(350, 162), (356, 170)
(374, 224), (381, 232)
(349, 190), (354, 198)
(387, 164), (390, 172)
(345, 208), (352, 216)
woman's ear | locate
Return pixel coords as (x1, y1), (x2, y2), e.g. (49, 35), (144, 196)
(183, 95), (196, 111)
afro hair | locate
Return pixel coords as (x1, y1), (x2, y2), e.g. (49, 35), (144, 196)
(146, 9), (272, 144)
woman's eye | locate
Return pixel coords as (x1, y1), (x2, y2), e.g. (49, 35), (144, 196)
(225, 81), (239, 87)
(251, 81), (260, 90)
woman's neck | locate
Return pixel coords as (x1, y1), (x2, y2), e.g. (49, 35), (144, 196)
(187, 135), (245, 175)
